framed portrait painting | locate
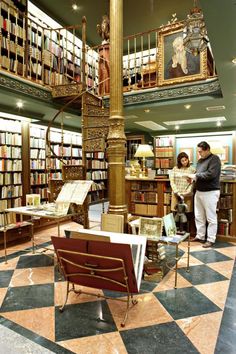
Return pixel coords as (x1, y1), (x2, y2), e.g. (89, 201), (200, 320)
(158, 22), (208, 86)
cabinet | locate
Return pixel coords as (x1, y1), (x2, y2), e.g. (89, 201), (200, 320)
(217, 180), (236, 241)
(125, 178), (171, 217)
(154, 135), (175, 175)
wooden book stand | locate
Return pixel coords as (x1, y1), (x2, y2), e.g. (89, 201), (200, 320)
(51, 236), (139, 327)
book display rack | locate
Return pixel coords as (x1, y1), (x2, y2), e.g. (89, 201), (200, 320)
(154, 135), (175, 175)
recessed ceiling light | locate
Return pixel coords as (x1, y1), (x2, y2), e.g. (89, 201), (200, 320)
(175, 125), (180, 130)
(72, 3), (78, 10)
(232, 58), (236, 64)
(144, 109), (150, 113)
(163, 117), (226, 125)
(16, 101), (23, 108)
(184, 104), (191, 110)
(65, 115), (72, 119)
(206, 105), (225, 111)
(135, 121), (167, 130)
(216, 121), (222, 127)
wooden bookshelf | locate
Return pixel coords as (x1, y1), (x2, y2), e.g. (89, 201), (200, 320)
(154, 135), (175, 175)
(217, 180), (236, 242)
(125, 177), (171, 217)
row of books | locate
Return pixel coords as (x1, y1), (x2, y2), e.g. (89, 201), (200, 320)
(131, 191), (158, 203)
(218, 195), (233, 209)
(220, 182), (233, 194)
(86, 152), (105, 159)
(0, 212), (17, 227)
(131, 181), (156, 191)
(50, 145), (82, 157)
(30, 128), (45, 139)
(86, 170), (107, 180)
(155, 158), (173, 169)
(1, 185), (22, 198)
(30, 186), (48, 199)
(155, 147), (174, 157)
(218, 219), (230, 236)
(48, 131), (82, 145)
(30, 159), (45, 169)
(30, 172), (48, 185)
(30, 137), (45, 148)
(0, 17), (25, 39)
(1, 56), (25, 75)
(0, 132), (21, 144)
(0, 119), (21, 134)
(0, 196), (21, 212)
(0, 172), (21, 185)
(87, 160), (108, 169)
(155, 136), (174, 147)
(1, 37), (24, 57)
(0, 145), (21, 158)
(164, 192), (171, 205)
(90, 181), (106, 192)
(134, 203), (158, 216)
(30, 148), (45, 159)
(0, 159), (22, 171)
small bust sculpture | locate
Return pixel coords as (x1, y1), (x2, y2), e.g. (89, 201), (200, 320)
(174, 195), (188, 232)
(97, 15), (110, 44)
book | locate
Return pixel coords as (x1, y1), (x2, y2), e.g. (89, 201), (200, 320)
(101, 213), (124, 233)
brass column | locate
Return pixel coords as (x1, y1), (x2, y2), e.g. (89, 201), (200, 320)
(107, 0), (127, 222)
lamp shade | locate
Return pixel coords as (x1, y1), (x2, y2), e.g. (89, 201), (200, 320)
(134, 144), (154, 158)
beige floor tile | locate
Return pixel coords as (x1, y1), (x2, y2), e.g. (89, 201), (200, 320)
(59, 332), (128, 354)
(195, 280), (230, 309)
(10, 266), (54, 287)
(107, 292), (173, 330)
(2, 307), (55, 342)
(176, 312), (223, 354)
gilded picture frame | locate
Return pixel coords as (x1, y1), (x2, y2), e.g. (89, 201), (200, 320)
(158, 22), (208, 86)
(139, 217), (163, 241)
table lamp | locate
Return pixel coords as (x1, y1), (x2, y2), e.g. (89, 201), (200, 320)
(134, 144), (154, 177)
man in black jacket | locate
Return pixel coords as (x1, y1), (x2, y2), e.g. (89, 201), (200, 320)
(187, 141), (221, 248)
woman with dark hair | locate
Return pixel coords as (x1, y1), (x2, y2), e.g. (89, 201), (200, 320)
(170, 152), (195, 212)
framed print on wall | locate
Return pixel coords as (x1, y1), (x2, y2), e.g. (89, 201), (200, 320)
(179, 147), (193, 163)
(158, 22), (208, 86)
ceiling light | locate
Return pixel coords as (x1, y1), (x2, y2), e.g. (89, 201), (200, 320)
(206, 105), (225, 111)
(144, 109), (150, 113)
(16, 101), (23, 108)
(216, 121), (222, 127)
(232, 58), (236, 64)
(72, 3), (78, 10)
(184, 104), (191, 110)
(175, 125), (180, 130)
(0, 112), (37, 122)
(65, 115), (72, 119)
(135, 121), (167, 131)
(163, 117), (226, 126)
(183, 0), (209, 56)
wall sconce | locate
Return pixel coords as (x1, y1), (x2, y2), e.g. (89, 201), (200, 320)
(134, 144), (154, 177)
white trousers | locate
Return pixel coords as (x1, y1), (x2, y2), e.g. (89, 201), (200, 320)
(194, 190), (220, 243)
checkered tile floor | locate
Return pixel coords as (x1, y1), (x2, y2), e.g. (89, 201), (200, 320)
(0, 223), (235, 354)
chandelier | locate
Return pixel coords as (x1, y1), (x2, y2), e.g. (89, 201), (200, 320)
(183, 0), (209, 56)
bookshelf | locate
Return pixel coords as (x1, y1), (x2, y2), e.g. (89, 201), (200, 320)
(217, 180), (236, 241)
(125, 178), (171, 217)
(86, 151), (108, 204)
(30, 125), (48, 202)
(154, 135), (175, 175)
(0, 0), (26, 77)
(0, 117), (23, 222)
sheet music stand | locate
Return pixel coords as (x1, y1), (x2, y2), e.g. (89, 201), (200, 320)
(51, 236), (139, 327)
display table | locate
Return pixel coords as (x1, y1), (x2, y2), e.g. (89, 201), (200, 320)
(128, 218), (190, 288)
(3, 204), (73, 262)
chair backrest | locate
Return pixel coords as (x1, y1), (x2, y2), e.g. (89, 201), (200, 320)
(101, 213), (124, 233)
